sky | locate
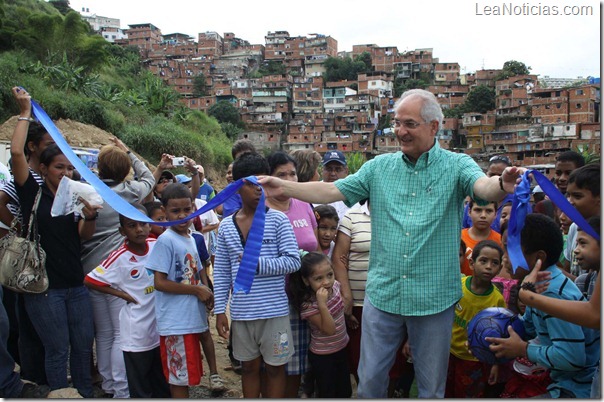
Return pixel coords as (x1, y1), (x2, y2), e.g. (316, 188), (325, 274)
(68, 0), (601, 79)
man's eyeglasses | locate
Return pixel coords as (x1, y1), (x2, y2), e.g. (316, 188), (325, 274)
(489, 155), (511, 164)
(158, 178), (174, 184)
(323, 166), (345, 173)
(392, 119), (429, 130)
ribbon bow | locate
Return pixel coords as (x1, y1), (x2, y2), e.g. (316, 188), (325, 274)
(507, 169), (599, 273)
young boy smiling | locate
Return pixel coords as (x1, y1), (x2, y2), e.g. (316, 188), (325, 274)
(563, 163), (600, 277)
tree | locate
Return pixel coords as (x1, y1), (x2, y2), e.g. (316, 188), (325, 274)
(323, 55), (372, 83)
(207, 101), (242, 126)
(496, 60), (531, 80)
(394, 78), (428, 97)
(353, 51), (372, 72)
(463, 85), (495, 114)
(49, 0), (71, 15)
(192, 73), (208, 97)
(220, 122), (243, 140)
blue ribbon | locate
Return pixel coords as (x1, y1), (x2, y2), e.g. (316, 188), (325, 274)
(30, 97), (264, 293)
(507, 171), (532, 273)
(507, 169), (600, 273)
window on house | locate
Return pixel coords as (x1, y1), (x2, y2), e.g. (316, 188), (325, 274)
(576, 89), (584, 95)
(576, 103), (582, 109)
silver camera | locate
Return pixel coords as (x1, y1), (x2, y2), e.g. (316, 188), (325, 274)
(172, 157), (185, 166)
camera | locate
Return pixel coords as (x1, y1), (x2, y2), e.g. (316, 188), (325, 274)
(172, 157), (185, 166)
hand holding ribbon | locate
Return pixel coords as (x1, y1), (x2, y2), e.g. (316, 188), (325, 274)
(507, 169), (599, 274)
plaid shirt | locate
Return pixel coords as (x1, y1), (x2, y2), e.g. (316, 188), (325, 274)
(334, 141), (484, 316)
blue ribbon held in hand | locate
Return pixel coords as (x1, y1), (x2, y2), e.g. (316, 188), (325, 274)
(507, 169), (599, 274)
(29, 94), (264, 293)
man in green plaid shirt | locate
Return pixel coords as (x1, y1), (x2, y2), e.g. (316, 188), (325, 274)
(260, 89), (525, 398)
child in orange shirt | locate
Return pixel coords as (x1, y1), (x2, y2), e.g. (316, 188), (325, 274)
(460, 200), (501, 276)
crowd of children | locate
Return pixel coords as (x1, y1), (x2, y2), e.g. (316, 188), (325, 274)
(0, 85), (600, 399)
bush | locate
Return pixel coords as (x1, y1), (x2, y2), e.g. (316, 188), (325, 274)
(121, 116), (231, 168)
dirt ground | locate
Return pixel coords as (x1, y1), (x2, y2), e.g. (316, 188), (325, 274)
(189, 314), (243, 398)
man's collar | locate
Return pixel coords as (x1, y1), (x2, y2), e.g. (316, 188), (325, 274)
(402, 140), (441, 167)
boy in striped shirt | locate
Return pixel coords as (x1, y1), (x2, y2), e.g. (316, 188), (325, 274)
(214, 153), (301, 398)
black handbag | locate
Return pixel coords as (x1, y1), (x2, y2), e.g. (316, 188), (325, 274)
(0, 188), (48, 293)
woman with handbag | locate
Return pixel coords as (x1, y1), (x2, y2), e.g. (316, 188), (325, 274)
(9, 87), (102, 398)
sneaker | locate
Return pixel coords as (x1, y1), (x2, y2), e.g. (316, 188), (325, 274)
(20, 382), (50, 398)
(209, 373), (226, 392)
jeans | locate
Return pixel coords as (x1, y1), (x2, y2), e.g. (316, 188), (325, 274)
(0, 286), (23, 398)
(24, 286), (94, 398)
(16, 293), (47, 385)
(357, 296), (455, 398)
(89, 289), (129, 397)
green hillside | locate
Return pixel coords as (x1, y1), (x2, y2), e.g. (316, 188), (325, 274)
(0, 0), (232, 169)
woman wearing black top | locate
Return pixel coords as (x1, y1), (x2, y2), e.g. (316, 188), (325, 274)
(10, 87), (102, 397)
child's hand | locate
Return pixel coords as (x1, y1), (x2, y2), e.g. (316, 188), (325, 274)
(216, 313), (230, 339)
(519, 259), (551, 301)
(120, 291), (137, 304)
(204, 291), (215, 311)
(485, 325), (527, 360)
(195, 284), (213, 303)
(316, 287), (328, 305)
(345, 314), (359, 330)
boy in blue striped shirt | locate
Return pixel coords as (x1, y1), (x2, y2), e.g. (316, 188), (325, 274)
(214, 153), (301, 398)
(487, 214), (599, 398)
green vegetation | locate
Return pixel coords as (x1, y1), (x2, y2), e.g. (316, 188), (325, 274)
(393, 78), (428, 98)
(0, 0), (232, 169)
(495, 60), (531, 81)
(323, 52), (372, 82)
(443, 85), (496, 118)
(345, 152), (367, 175)
(192, 73), (208, 97)
(255, 60), (286, 77)
(575, 145), (600, 165)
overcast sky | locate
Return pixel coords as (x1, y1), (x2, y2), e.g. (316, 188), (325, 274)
(69, 0), (601, 79)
